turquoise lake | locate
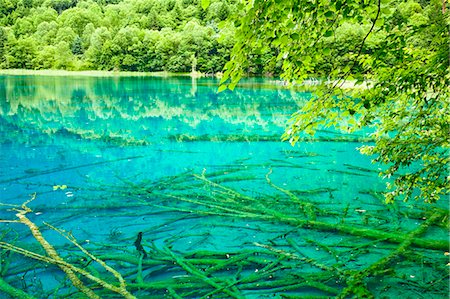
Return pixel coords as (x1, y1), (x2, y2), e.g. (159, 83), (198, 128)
(0, 75), (447, 298)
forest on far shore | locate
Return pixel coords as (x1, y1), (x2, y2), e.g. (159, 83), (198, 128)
(0, 0), (238, 73)
(0, 0), (439, 75)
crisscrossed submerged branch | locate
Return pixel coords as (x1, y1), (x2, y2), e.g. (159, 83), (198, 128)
(0, 194), (135, 299)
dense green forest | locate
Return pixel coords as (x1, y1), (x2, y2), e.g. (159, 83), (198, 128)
(0, 0), (239, 73)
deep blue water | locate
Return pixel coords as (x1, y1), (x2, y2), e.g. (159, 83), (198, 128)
(0, 75), (447, 298)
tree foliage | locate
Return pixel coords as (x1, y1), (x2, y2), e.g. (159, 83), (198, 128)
(220, 0), (449, 203)
(0, 0), (237, 72)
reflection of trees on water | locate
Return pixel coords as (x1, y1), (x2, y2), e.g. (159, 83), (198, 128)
(0, 76), (310, 144)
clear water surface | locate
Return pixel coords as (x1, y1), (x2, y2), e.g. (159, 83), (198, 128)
(0, 75), (447, 298)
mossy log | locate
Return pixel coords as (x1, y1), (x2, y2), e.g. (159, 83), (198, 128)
(0, 276), (36, 299)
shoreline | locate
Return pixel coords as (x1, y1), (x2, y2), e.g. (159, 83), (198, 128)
(0, 69), (211, 78)
(0, 69), (368, 90)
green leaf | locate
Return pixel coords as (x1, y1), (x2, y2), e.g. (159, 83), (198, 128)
(217, 84), (227, 93)
(302, 55), (312, 65)
(219, 72), (230, 85)
(323, 47), (331, 55)
(324, 30), (333, 37)
(228, 81), (238, 90)
(375, 17), (385, 27)
(324, 11), (334, 18)
(291, 33), (299, 40)
(279, 35), (289, 45)
(201, 0), (210, 10)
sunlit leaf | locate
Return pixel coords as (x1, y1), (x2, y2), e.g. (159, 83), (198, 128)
(201, 0), (210, 10)
(217, 84), (227, 93)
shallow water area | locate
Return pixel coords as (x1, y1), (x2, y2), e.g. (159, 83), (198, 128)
(0, 75), (448, 298)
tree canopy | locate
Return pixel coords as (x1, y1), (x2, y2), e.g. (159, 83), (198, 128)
(0, 0), (238, 73)
(220, 0), (449, 204)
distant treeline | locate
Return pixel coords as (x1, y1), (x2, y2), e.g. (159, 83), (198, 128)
(0, 0), (438, 74)
(0, 0), (239, 73)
